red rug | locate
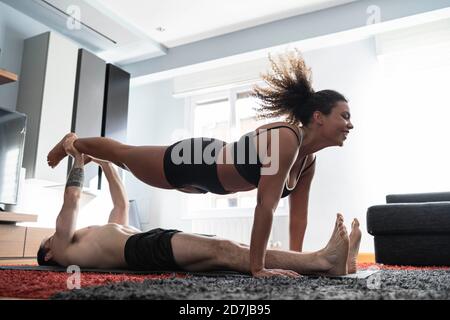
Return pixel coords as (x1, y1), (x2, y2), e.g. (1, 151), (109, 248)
(1, 263), (449, 299)
(0, 269), (186, 299)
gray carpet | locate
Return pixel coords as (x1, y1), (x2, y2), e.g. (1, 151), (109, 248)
(51, 269), (450, 300)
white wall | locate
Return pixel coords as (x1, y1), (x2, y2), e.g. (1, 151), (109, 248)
(125, 80), (191, 232)
(301, 38), (383, 252)
(301, 33), (450, 253)
(0, 1), (49, 111)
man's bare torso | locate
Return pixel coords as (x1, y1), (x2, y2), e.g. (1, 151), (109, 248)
(56, 223), (141, 269)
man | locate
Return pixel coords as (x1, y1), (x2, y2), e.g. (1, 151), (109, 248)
(38, 140), (361, 277)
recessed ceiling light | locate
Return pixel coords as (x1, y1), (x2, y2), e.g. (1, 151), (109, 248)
(156, 27), (166, 32)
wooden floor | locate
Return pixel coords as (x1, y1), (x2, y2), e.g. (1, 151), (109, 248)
(0, 258), (37, 265)
(357, 253), (375, 263)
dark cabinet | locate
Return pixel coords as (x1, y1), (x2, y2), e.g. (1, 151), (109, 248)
(99, 63), (130, 188)
(71, 49), (106, 186)
(102, 64), (130, 142)
(71, 50), (130, 189)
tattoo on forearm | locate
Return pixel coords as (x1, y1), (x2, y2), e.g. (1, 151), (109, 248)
(66, 167), (84, 188)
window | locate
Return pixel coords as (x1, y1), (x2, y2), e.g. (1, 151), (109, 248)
(186, 86), (287, 217)
(193, 98), (230, 141)
(373, 40), (450, 194)
(235, 92), (267, 135)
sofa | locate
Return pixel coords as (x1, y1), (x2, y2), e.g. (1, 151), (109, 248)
(367, 192), (450, 266)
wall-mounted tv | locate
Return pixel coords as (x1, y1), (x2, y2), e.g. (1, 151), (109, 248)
(0, 107), (27, 206)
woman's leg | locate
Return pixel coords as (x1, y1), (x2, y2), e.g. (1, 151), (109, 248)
(171, 215), (351, 276)
(48, 133), (173, 189)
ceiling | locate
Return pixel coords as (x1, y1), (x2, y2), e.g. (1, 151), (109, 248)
(1, 0), (359, 65)
(3, 0), (450, 78)
(91, 0), (358, 48)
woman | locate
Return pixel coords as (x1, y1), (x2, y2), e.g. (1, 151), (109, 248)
(48, 50), (354, 277)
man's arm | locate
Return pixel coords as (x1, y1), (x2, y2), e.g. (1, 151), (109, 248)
(53, 153), (84, 246)
(101, 162), (129, 225)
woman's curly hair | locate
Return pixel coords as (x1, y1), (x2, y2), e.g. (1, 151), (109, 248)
(252, 49), (347, 126)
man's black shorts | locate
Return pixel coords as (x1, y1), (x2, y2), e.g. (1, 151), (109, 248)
(124, 228), (182, 271)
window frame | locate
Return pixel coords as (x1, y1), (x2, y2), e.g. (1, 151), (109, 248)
(183, 83), (288, 218)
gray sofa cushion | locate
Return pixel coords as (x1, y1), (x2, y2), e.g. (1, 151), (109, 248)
(367, 202), (450, 235)
(373, 234), (450, 266)
(386, 192), (450, 203)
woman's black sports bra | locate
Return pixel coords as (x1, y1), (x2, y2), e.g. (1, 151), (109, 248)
(231, 124), (316, 198)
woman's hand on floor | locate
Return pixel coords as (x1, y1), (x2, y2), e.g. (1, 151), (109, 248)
(252, 268), (301, 278)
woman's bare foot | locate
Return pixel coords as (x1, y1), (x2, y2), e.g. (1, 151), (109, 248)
(316, 214), (349, 276)
(47, 133), (77, 168)
(347, 218), (362, 274)
(62, 134), (80, 157)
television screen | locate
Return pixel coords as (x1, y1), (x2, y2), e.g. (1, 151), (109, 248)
(0, 107), (27, 205)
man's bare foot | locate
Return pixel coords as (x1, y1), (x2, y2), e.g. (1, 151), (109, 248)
(316, 214), (349, 276)
(47, 133), (77, 168)
(347, 218), (362, 274)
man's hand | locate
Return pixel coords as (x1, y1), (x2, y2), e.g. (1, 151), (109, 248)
(63, 135), (81, 159)
(252, 268), (301, 278)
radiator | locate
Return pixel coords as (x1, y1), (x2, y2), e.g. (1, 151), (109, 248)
(191, 215), (289, 249)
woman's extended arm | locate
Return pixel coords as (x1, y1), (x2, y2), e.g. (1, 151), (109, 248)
(250, 129), (300, 278)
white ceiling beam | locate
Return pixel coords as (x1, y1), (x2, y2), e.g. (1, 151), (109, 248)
(125, 0), (450, 84)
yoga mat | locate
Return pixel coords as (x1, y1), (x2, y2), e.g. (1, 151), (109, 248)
(303, 269), (380, 279)
(332, 269), (380, 279)
(0, 265), (248, 277)
(0, 265), (378, 279)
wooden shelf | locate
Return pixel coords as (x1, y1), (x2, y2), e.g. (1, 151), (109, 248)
(0, 212), (37, 223)
(0, 258), (37, 265)
(0, 69), (18, 85)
